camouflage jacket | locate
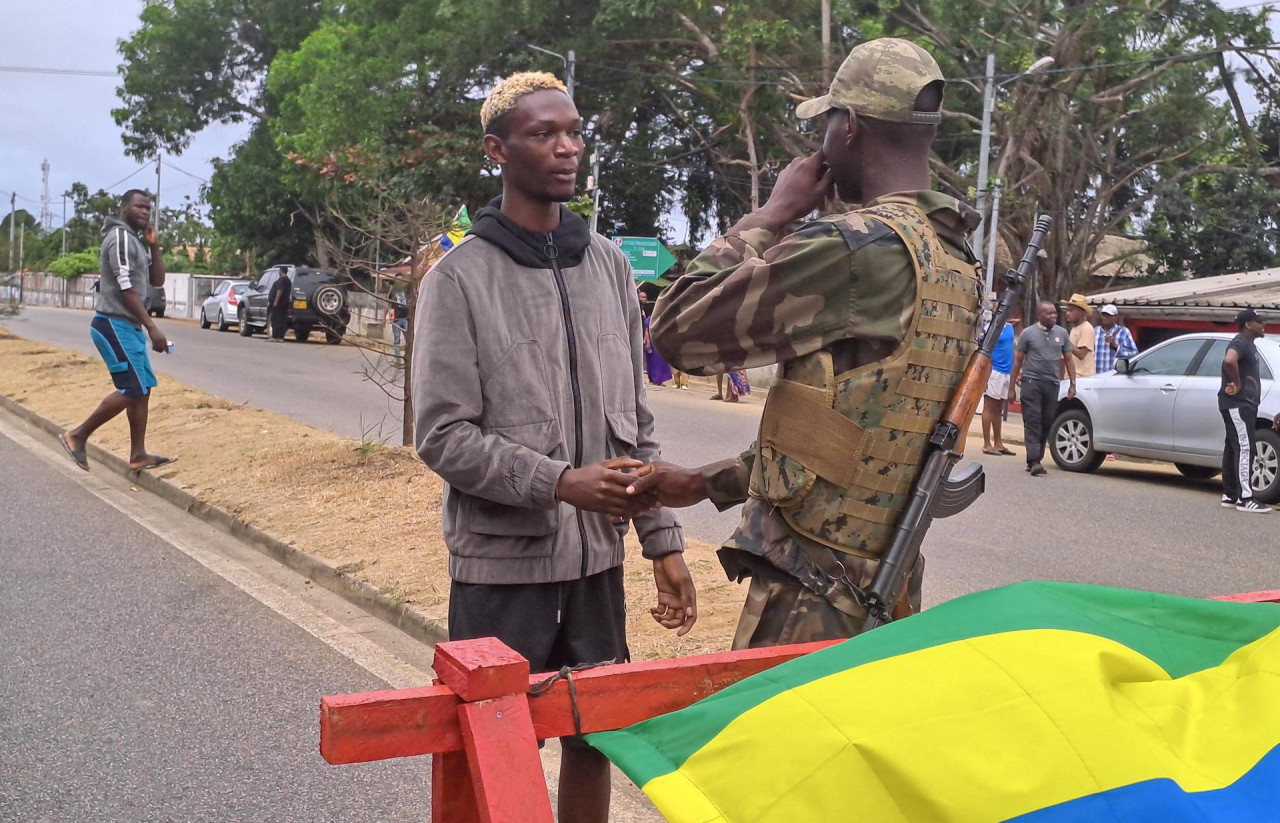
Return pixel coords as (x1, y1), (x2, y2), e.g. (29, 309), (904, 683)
(650, 191), (980, 597)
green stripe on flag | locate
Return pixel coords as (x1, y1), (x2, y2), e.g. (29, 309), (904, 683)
(588, 581), (1280, 789)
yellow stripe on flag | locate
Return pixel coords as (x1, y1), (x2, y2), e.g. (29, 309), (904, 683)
(641, 627), (1280, 823)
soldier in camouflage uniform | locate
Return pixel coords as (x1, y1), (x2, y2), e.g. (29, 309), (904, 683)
(628, 38), (983, 649)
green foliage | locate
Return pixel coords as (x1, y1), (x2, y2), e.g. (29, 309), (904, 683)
(1143, 170), (1280, 279)
(46, 251), (101, 278)
(114, 0), (1280, 290)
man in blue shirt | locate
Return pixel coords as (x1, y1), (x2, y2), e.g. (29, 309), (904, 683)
(1094, 304), (1138, 372)
(981, 313), (1018, 456)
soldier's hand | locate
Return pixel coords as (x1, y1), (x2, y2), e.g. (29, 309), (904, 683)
(627, 461), (709, 508)
(757, 151), (834, 227)
(557, 458), (657, 518)
(652, 553), (697, 637)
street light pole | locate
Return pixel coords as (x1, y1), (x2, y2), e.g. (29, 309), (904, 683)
(971, 54), (1055, 293)
(971, 53), (996, 263)
(524, 43), (574, 101)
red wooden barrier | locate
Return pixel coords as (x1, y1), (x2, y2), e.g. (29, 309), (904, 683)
(321, 590), (1279, 822)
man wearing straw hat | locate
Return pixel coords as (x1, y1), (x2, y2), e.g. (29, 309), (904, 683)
(1062, 292), (1096, 378)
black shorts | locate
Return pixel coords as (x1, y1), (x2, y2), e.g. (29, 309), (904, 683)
(447, 565), (629, 675)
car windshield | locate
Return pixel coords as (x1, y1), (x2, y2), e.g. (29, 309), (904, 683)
(231, 284), (250, 294)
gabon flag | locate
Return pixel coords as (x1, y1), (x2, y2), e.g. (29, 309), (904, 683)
(589, 581), (1280, 822)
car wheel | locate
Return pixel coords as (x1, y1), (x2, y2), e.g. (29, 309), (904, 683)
(325, 325), (345, 345)
(1175, 463), (1220, 480)
(294, 324), (313, 342)
(314, 285), (345, 316)
(216, 310), (230, 332)
(1049, 409), (1105, 472)
(154, 307), (165, 319)
(1250, 428), (1280, 504)
(199, 308), (210, 329)
(238, 308), (254, 336)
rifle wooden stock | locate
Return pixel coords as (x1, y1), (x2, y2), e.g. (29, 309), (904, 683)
(943, 352), (994, 438)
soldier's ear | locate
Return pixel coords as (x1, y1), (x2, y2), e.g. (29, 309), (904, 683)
(843, 108), (859, 146)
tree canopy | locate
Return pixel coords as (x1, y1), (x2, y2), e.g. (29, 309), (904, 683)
(114, 0), (1280, 293)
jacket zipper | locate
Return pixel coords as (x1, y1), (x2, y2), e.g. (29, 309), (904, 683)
(545, 234), (591, 578)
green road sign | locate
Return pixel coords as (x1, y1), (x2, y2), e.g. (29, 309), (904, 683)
(614, 236), (677, 281)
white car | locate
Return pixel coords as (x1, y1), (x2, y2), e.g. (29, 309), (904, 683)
(199, 279), (251, 332)
(1050, 332), (1280, 503)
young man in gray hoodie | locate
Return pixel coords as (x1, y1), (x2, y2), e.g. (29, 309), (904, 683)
(60, 190), (173, 473)
(413, 72), (695, 823)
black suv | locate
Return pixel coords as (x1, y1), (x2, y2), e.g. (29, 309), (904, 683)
(238, 266), (351, 343)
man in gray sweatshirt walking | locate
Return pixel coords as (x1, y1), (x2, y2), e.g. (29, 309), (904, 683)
(60, 190), (175, 473)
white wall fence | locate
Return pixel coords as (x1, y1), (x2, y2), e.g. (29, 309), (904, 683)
(14, 272), (387, 338)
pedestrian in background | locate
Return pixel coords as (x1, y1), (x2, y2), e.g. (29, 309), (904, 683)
(639, 287), (673, 386)
(724, 369), (750, 403)
(1219, 308), (1270, 513)
(981, 313), (1018, 456)
(1062, 293), (1096, 378)
(1094, 304), (1138, 372)
(1010, 301), (1076, 477)
(386, 288), (409, 363)
(60, 189), (175, 473)
(267, 265), (291, 342)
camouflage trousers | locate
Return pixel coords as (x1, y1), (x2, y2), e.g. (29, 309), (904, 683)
(730, 554), (925, 650)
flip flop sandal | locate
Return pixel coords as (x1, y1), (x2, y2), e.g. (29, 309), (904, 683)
(982, 448), (1002, 455)
(60, 433), (89, 471)
(709, 394), (723, 401)
(130, 456), (178, 472)
(998, 448), (1016, 455)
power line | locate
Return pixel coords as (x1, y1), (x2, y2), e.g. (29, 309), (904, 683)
(100, 160), (157, 193)
(164, 161), (208, 184)
(0, 65), (116, 77)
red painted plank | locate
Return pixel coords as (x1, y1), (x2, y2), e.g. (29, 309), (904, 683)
(320, 640), (835, 765)
(459, 694), (553, 823)
(435, 639), (530, 702)
(432, 749), (482, 823)
(320, 684), (461, 765)
(1211, 590), (1280, 604)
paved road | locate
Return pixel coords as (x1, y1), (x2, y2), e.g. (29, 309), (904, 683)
(0, 431), (433, 822)
(3, 306), (757, 542)
(5, 306), (1276, 597)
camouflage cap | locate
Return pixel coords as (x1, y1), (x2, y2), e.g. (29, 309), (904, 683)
(796, 38), (944, 124)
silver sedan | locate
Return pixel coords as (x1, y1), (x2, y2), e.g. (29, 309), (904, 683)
(199, 280), (252, 332)
(1051, 332), (1280, 502)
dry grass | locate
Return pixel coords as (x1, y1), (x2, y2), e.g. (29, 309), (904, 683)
(0, 327), (744, 658)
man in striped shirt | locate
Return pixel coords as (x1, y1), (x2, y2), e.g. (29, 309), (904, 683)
(59, 190), (175, 473)
(1094, 304), (1138, 373)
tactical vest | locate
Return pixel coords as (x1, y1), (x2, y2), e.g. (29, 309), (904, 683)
(749, 203), (981, 558)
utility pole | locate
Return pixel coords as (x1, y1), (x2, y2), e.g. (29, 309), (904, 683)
(972, 53), (996, 265)
(155, 155), (163, 234)
(39, 159), (52, 232)
(821, 0), (832, 86)
(587, 151), (602, 233)
(566, 49), (575, 102)
(18, 219), (25, 272)
(984, 179), (1003, 286)
(7, 192), (14, 272)
(61, 194), (67, 256)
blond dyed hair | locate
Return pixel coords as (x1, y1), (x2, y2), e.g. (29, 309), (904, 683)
(480, 71), (568, 134)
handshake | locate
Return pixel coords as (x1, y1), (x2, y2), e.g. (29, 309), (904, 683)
(555, 458), (707, 520)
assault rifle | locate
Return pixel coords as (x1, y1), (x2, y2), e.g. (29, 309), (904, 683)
(859, 215), (1053, 633)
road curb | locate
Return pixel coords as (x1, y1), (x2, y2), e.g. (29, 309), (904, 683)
(0, 393), (448, 648)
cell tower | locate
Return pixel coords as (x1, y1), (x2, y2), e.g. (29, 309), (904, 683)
(39, 159), (53, 232)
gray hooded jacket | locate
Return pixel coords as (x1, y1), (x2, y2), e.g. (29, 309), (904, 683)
(413, 203), (684, 585)
(96, 216), (153, 323)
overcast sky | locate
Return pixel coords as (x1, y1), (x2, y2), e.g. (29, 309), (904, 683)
(0, 1), (250, 227)
(1, 1), (1270, 235)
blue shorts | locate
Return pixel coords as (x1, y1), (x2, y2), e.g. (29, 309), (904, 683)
(90, 313), (157, 397)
